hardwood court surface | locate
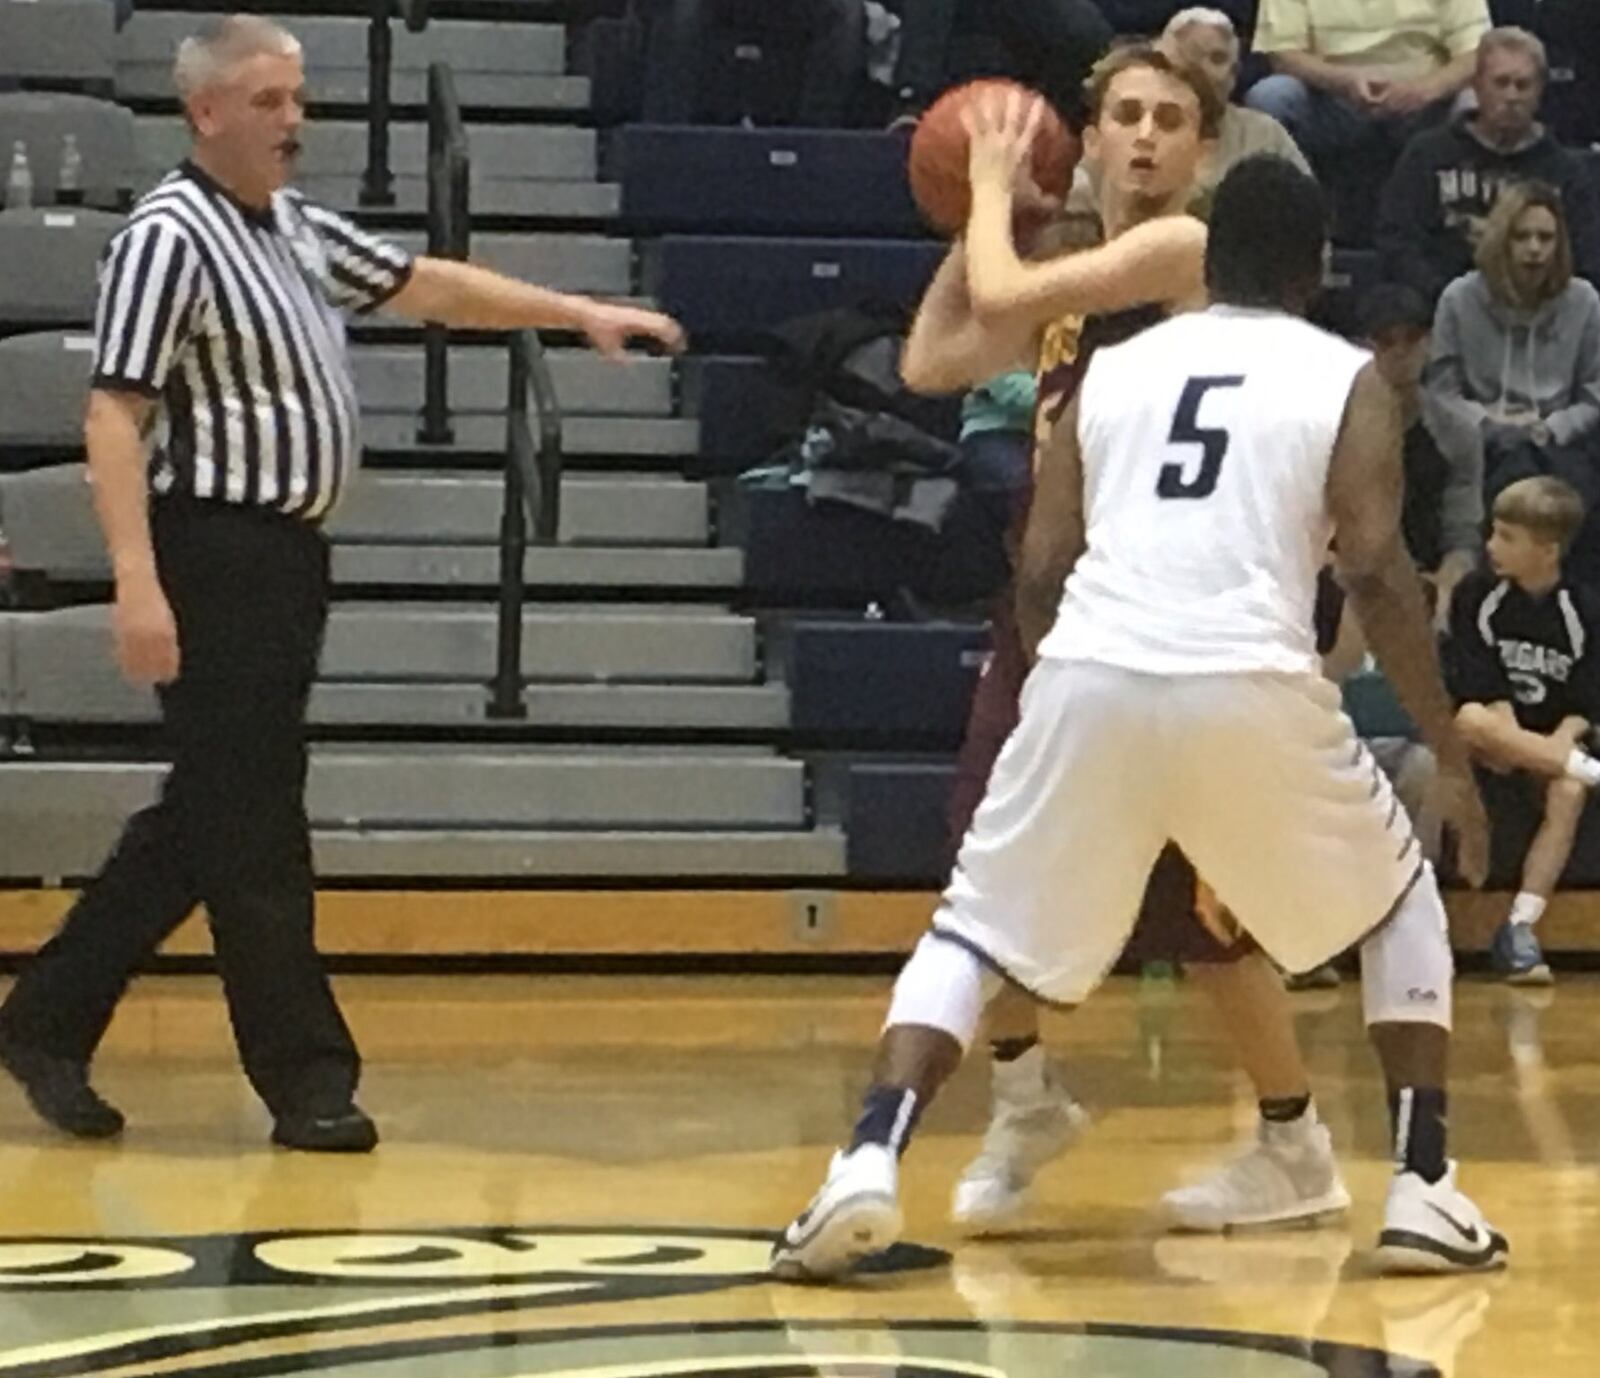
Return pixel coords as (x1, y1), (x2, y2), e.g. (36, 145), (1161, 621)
(0, 972), (1595, 1378)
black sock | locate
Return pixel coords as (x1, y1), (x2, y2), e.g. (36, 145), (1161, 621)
(849, 1084), (923, 1157)
(1259, 1093), (1312, 1124)
(990, 1035), (1040, 1064)
(1388, 1086), (1448, 1184)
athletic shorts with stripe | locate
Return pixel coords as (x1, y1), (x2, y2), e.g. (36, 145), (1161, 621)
(948, 607), (1251, 967)
(935, 659), (1424, 1005)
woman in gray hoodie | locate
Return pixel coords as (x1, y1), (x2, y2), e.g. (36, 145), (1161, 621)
(1427, 180), (1600, 574)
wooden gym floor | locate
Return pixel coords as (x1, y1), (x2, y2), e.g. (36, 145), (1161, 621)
(0, 968), (1595, 1378)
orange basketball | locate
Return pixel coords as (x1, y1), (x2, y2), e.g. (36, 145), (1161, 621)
(907, 79), (1081, 236)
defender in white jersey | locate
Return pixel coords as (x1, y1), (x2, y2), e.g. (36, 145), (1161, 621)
(774, 155), (1508, 1282)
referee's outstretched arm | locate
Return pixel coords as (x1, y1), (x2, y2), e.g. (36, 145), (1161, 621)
(387, 258), (687, 361)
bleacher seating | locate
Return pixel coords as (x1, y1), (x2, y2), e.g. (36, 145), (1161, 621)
(0, 211), (120, 330)
(0, 0), (1592, 933)
(0, 94), (134, 209)
(611, 125), (924, 236)
(0, 0), (116, 92)
(641, 236), (942, 347)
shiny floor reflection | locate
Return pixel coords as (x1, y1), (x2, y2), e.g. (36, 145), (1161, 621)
(0, 972), (1595, 1377)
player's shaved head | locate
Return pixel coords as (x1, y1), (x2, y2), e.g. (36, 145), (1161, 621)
(1205, 155), (1328, 313)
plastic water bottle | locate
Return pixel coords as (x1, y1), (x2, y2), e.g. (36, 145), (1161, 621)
(57, 133), (83, 206)
(6, 141), (32, 211)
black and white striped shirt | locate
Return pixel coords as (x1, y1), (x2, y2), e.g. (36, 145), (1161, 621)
(91, 161), (413, 521)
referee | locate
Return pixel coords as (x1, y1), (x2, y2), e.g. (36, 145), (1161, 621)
(0, 15), (684, 1152)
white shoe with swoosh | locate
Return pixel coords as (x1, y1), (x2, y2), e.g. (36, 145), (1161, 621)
(771, 1145), (903, 1281)
(1375, 1163), (1509, 1275)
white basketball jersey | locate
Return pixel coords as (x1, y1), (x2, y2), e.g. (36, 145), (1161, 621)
(1039, 305), (1370, 676)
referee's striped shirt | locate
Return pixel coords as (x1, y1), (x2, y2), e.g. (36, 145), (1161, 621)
(90, 160), (414, 521)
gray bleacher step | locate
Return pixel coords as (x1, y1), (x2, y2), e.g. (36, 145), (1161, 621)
(385, 232), (632, 295)
(118, 13), (569, 75)
(364, 415), (701, 457)
(332, 473), (708, 545)
(135, 118), (598, 182)
(332, 543), (742, 589)
(0, 465), (712, 580)
(304, 176), (620, 220)
(309, 826), (846, 878)
(8, 604), (759, 720)
(0, 820), (845, 882)
(3, 751), (809, 828)
(353, 346), (673, 417)
(127, 71), (580, 109)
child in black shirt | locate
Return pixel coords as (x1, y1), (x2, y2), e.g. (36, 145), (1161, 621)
(1449, 476), (1600, 983)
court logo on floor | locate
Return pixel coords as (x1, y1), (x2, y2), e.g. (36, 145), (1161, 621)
(0, 1233), (1440, 1378)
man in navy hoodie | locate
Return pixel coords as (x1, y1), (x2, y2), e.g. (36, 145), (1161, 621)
(1376, 26), (1600, 308)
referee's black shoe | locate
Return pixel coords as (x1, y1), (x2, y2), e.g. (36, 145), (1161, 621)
(0, 1024), (125, 1140)
(272, 1106), (379, 1154)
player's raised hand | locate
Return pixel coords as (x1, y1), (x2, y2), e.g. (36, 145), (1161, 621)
(1437, 759), (1490, 888)
(962, 86), (1045, 196)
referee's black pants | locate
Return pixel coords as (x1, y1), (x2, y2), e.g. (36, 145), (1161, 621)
(0, 497), (359, 1118)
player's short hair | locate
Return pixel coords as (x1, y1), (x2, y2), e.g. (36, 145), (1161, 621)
(174, 14), (301, 100)
(1205, 154), (1327, 308)
(1493, 476), (1585, 550)
(1477, 25), (1547, 80)
(1082, 43), (1224, 140)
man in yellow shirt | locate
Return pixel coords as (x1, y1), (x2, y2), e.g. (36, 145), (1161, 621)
(1246, 0), (1489, 212)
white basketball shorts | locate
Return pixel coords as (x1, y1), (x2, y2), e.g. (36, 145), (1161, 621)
(931, 658), (1424, 1004)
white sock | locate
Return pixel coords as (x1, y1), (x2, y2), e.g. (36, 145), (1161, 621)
(1509, 892), (1547, 927)
(1564, 749), (1600, 787)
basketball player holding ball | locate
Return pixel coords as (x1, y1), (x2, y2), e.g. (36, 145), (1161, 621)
(774, 45), (1506, 1278)
(911, 50), (1354, 1241)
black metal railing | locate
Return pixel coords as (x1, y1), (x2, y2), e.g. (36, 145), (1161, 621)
(420, 60), (468, 444)
(415, 59), (565, 719)
(492, 331), (565, 720)
(361, 0), (430, 209)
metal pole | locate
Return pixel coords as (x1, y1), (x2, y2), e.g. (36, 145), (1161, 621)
(360, 0), (395, 207)
(490, 338), (530, 720)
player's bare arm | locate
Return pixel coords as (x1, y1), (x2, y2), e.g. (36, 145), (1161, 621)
(1015, 394), (1088, 660)
(1327, 362), (1489, 886)
(962, 91), (1206, 329)
(900, 241), (1040, 395)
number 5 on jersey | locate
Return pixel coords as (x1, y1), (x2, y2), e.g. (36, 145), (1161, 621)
(1157, 375), (1245, 500)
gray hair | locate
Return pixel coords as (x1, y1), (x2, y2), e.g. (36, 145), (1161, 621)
(173, 14), (302, 99)
(1163, 7), (1238, 41)
(1477, 25), (1548, 79)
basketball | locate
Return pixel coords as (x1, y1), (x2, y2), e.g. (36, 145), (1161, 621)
(907, 79), (1081, 236)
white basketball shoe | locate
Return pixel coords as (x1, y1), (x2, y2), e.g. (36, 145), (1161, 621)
(1375, 1163), (1509, 1274)
(771, 1144), (903, 1281)
(1160, 1112), (1351, 1232)
(951, 1047), (1090, 1234)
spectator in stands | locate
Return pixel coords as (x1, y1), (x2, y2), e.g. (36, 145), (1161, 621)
(1376, 27), (1600, 309)
(1426, 181), (1600, 577)
(1247, 0), (1490, 229)
(642, 0), (866, 126)
(1448, 476), (1600, 984)
(1161, 8), (1307, 191)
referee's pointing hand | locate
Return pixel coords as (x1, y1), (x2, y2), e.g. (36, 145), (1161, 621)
(114, 577), (180, 686)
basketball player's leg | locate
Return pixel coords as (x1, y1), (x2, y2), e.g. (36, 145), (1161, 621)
(1147, 900), (1348, 1233)
(1174, 672), (1508, 1273)
(773, 661), (1168, 1280)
